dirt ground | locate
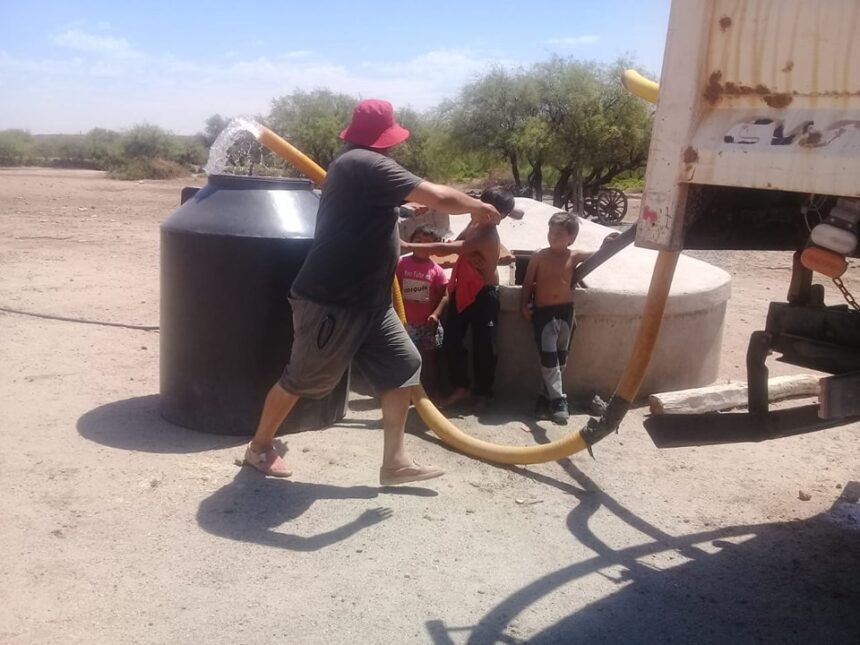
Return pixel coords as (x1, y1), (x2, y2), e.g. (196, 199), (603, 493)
(1, 168), (858, 645)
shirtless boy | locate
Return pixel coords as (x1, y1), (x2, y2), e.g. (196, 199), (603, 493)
(519, 212), (593, 423)
(401, 187), (515, 410)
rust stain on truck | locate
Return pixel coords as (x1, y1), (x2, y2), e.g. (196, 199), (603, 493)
(703, 71), (724, 104)
(708, 78), (794, 108)
(763, 93), (793, 108)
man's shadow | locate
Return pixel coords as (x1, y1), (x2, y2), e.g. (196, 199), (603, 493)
(197, 467), (435, 552)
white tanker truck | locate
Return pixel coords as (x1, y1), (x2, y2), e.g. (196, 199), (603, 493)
(626, 0), (859, 446)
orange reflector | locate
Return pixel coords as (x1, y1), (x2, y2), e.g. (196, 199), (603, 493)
(800, 245), (848, 278)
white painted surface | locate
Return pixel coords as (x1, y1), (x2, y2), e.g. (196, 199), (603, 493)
(637, 0), (710, 251)
(637, 0), (860, 250)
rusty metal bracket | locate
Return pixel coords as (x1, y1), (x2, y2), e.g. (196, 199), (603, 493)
(574, 225), (636, 285)
(746, 330), (772, 417)
(820, 371), (860, 419)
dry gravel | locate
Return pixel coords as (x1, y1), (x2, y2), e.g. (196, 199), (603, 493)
(1, 168), (858, 645)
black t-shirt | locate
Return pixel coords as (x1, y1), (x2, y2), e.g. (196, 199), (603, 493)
(291, 147), (423, 308)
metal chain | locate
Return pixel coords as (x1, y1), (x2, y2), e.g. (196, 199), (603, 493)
(832, 277), (860, 311)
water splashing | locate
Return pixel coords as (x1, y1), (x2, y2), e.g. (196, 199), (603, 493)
(203, 116), (265, 176)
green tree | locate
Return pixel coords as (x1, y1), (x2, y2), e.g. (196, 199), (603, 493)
(539, 57), (652, 207)
(513, 114), (554, 201)
(0, 129), (34, 165)
(448, 68), (537, 189)
(390, 107), (433, 177)
(86, 128), (122, 167)
(267, 89), (356, 169)
(56, 136), (90, 165)
(122, 123), (177, 159)
(200, 114), (230, 148)
(31, 136), (57, 165)
(174, 136), (208, 167)
(445, 58), (652, 204)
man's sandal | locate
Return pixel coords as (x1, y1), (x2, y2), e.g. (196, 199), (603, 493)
(244, 443), (293, 477)
(379, 461), (445, 486)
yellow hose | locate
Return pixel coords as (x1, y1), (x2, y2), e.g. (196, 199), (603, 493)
(393, 274), (586, 464)
(412, 388), (588, 464)
(392, 276), (408, 324)
(254, 120), (674, 464)
(258, 127), (327, 186)
(616, 251), (679, 400)
(622, 69), (660, 104)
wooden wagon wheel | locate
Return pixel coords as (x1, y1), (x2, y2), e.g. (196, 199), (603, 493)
(595, 188), (628, 225)
(582, 195), (598, 219)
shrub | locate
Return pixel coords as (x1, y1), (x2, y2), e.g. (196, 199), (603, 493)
(109, 158), (190, 180)
(607, 173), (645, 192)
(0, 129), (34, 165)
(122, 124), (177, 160)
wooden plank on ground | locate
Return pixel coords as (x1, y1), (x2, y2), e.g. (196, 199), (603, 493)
(649, 374), (820, 415)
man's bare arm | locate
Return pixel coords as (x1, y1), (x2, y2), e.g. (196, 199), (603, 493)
(403, 230), (489, 257)
(407, 182), (500, 225)
(401, 239), (465, 256)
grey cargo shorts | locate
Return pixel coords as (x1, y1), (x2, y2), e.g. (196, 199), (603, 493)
(279, 297), (422, 399)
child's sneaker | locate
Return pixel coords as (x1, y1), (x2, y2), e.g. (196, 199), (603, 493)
(535, 395), (550, 420)
(550, 396), (569, 424)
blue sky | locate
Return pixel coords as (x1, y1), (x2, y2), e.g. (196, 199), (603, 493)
(0, 0), (671, 134)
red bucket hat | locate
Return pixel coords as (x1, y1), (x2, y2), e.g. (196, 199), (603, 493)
(340, 99), (410, 150)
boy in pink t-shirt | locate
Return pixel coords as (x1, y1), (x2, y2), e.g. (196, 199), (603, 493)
(397, 227), (449, 395)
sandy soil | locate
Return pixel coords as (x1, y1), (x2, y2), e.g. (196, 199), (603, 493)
(1, 168), (858, 645)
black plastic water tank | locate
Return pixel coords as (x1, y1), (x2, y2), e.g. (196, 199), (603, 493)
(160, 174), (348, 435)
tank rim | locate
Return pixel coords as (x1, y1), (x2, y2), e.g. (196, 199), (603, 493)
(206, 174), (315, 191)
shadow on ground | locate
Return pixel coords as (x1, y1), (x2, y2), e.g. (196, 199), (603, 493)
(76, 394), (245, 453)
(197, 467), (437, 552)
(427, 456), (860, 644)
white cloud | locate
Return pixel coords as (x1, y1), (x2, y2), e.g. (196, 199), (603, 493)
(52, 29), (142, 59)
(89, 59), (137, 77)
(0, 50), (78, 75)
(367, 50), (488, 78)
(223, 56), (349, 85)
(280, 50), (314, 60)
(548, 35), (600, 46)
(0, 44), (513, 133)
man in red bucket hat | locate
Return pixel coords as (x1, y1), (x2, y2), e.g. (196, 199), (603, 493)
(339, 98), (412, 149)
(245, 98), (501, 486)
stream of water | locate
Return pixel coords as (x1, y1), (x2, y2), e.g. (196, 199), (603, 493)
(202, 116), (264, 176)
